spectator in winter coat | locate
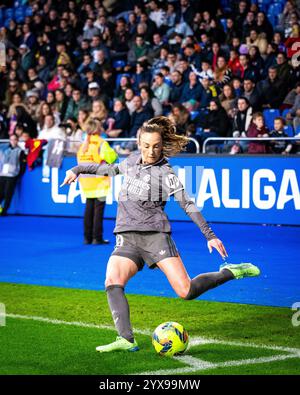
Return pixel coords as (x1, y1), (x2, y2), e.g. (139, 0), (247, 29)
(247, 112), (269, 154)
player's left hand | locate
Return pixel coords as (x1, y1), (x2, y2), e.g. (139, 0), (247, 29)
(207, 238), (228, 259)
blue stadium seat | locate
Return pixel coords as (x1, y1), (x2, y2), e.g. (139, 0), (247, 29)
(24, 6), (33, 17)
(4, 8), (14, 19)
(15, 7), (26, 23)
(267, 13), (276, 26)
(113, 60), (126, 69)
(268, 3), (283, 16)
(220, 18), (227, 32)
(4, 18), (12, 28)
(190, 111), (200, 121)
(281, 108), (291, 118)
(283, 125), (294, 137)
(263, 109), (280, 130)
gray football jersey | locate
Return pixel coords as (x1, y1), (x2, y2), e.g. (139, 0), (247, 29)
(71, 152), (216, 240)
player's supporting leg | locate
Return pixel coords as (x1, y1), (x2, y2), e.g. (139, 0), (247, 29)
(157, 256), (259, 300)
(96, 256), (139, 352)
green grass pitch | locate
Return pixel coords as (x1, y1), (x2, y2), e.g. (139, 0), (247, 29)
(0, 282), (299, 375)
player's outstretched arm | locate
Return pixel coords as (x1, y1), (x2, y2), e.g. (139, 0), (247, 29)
(173, 188), (228, 259)
(60, 163), (120, 187)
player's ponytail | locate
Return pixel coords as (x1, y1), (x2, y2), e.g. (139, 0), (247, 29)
(138, 116), (189, 157)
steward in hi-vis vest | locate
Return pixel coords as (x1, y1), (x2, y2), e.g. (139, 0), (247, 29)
(77, 134), (117, 198)
(76, 119), (118, 245)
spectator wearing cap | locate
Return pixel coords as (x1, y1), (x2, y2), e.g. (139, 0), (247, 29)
(151, 73), (170, 105)
(87, 82), (109, 109)
(19, 44), (35, 72)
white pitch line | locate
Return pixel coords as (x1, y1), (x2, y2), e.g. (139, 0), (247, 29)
(189, 336), (300, 355)
(5, 313), (152, 336)
(138, 353), (299, 376)
(4, 313), (300, 376)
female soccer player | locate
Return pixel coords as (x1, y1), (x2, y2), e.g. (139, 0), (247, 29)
(61, 116), (260, 353)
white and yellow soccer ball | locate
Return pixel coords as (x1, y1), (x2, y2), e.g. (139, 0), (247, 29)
(152, 322), (189, 357)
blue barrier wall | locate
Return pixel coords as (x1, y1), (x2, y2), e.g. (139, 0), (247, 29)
(10, 155), (300, 225)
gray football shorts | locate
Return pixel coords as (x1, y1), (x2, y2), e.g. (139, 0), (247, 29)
(111, 231), (179, 271)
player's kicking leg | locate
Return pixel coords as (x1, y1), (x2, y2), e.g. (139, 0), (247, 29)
(157, 256), (260, 300)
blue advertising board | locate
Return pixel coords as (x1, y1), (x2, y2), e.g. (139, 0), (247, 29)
(9, 155), (300, 225)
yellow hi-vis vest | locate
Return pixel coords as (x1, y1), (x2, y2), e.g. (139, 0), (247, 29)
(77, 135), (118, 198)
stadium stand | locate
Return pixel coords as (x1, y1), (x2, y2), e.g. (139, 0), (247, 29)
(0, 0), (299, 155)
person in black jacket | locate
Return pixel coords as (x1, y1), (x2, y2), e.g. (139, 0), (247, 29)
(169, 70), (184, 104)
(197, 99), (230, 150)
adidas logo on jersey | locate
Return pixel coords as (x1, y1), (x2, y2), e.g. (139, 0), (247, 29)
(159, 250), (166, 255)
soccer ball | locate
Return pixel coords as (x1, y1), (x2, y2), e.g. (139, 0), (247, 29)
(152, 321), (189, 357)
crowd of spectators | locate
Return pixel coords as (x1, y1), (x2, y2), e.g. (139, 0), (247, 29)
(0, 0), (300, 156)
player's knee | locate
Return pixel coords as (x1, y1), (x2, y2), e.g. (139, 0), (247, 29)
(176, 283), (191, 299)
(105, 277), (122, 288)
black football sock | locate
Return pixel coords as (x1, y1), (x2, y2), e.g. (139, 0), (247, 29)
(184, 269), (234, 300)
(106, 285), (134, 343)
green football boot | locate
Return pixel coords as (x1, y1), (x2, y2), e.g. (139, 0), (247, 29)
(220, 262), (260, 279)
(96, 336), (139, 353)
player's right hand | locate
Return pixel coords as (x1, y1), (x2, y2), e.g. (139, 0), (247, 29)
(60, 170), (77, 187)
